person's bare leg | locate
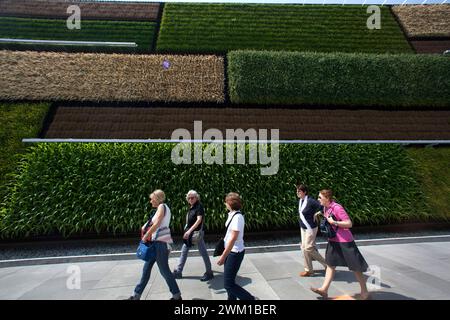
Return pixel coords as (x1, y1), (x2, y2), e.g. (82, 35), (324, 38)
(311, 266), (335, 298)
(321, 266), (336, 292)
(354, 271), (370, 299)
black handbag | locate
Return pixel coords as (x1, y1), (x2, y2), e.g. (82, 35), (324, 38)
(213, 238), (225, 257)
(319, 209), (338, 239)
(213, 211), (241, 257)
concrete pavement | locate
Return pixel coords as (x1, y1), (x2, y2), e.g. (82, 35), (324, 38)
(0, 240), (449, 300)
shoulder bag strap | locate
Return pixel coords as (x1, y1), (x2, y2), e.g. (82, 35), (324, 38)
(225, 211), (241, 231)
(153, 204), (167, 241)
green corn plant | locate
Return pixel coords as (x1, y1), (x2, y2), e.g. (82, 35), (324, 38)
(0, 143), (432, 240)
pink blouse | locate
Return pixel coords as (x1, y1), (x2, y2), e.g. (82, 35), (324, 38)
(325, 201), (354, 243)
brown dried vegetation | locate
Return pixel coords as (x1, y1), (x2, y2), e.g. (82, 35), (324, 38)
(0, 0), (160, 21)
(0, 50), (225, 103)
(392, 5), (450, 38)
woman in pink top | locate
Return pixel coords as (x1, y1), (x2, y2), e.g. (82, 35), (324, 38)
(310, 189), (370, 300)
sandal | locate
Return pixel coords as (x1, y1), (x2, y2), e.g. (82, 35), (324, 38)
(310, 287), (328, 299)
(354, 293), (372, 300)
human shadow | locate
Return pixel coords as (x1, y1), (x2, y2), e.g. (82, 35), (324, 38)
(207, 271), (253, 291)
(332, 270), (391, 289)
(188, 271), (254, 300)
(367, 291), (416, 300)
(314, 291), (416, 301)
(180, 275), (204, 280)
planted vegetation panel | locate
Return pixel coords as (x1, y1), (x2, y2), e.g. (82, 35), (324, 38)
(407, 147), (450, 223)
(0, 102), (50, 200)
(391, 5), (450, 38)
(157, 4), (412, 54)
(0, 144), (429, 239)
(228, 50), (450, 107)
(45, 106), (450, 140)
(0, 0), (160, 21)
(0, 17), (156, 52)
(410, 40), (450, 54)
(0, 51), (225, 103)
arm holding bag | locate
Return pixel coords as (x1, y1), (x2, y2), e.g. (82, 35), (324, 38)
(319, 209), (338, 239)
(136, 205), (166, 261)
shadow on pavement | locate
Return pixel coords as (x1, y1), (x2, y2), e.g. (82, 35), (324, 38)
(332, 270), (391, 289)
(206, 272), (253, 291)
(367, 291), (416, 300)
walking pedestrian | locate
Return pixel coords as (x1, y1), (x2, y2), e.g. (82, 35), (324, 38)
(128, 190), (182, 300)
(296, 183), (328, 276)
(173, 190), (214, 282)
(217, 192), (256, 300)
(310, 189), (370, 300)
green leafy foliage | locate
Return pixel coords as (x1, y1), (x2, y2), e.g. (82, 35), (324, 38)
(157, 4), (412, 54)
(0, 102), (49, 201)
(406, 147), (450, 221)
(228, 50), (450, 107)
(1, 143), (430, 239)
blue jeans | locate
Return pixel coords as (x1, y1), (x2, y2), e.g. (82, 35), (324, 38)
(223, 250), (255, 300)
(134, 241), (180, 297)
(175, 238), (212, 274)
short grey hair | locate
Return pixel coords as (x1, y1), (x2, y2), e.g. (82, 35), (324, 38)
(186, 190), (200, 201)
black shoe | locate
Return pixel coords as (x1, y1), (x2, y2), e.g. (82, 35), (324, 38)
(170, 296), (183, 300)
(126, 295), (140, 300)
(200, 272), (214, 282)
(173, 270), (182, 279)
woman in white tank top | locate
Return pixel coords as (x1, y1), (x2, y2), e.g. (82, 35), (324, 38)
(150, 202), (173, 244)
(128, 190), (181, 300)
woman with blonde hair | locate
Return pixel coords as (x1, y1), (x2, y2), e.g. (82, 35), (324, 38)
(310, 189), (370, 300)
(128, 190), (182, 300)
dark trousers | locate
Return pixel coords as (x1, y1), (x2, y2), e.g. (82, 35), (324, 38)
(223, 250), (255, 300)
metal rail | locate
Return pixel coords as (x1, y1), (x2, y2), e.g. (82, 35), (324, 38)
(66, 0), (447, 4)
(22, 139), (450, 145)
(0, 38), (138, 47)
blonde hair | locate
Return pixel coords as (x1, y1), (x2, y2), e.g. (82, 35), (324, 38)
(149, 189), (165, 204)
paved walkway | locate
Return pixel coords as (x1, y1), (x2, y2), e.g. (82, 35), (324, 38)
(0, 240), (449, 300)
